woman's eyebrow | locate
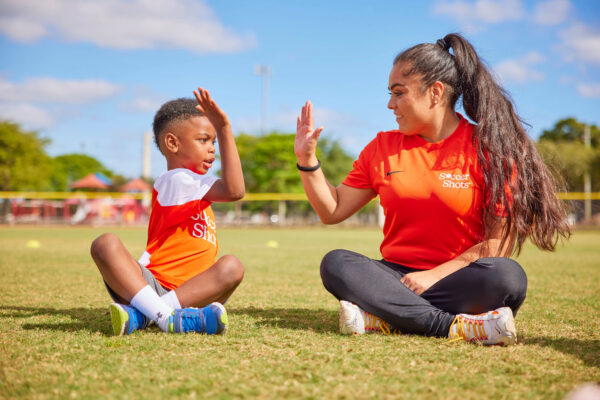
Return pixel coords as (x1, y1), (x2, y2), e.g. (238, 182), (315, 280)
(388, 83), (406, 90)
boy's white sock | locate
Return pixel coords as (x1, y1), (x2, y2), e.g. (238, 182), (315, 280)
(130, 286), (173, 332)
(161, 290), (182, 309)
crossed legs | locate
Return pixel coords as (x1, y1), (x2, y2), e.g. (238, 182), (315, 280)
(90, 233), (244, 307)
(320, 249), (527, 337)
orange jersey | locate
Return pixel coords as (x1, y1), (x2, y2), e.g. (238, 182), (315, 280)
(343, 115), (487, 270)
(138, 168), (218, 289)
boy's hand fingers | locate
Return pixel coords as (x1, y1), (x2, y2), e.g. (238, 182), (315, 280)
(200, 88), (211, 104)
(194, 90), (208, 109)
(193, 90), (203, 105)
(197, 88), (220, 114)
(194, 87), (209, 106)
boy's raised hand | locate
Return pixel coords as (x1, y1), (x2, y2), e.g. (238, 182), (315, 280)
(194, 88), (230, 130)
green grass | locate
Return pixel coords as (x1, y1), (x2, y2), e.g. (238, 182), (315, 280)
(0, 226), (598, 399)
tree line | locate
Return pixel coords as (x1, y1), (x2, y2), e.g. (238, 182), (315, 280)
(0, 118), (598, 193)
(0, 121), (354, 193)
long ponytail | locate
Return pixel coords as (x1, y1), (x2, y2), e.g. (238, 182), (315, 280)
(394, 33), (570, 254)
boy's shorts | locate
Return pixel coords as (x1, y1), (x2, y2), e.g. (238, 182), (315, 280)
(105, 262), (170, 303)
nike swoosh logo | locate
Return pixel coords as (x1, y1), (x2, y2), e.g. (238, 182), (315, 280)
(386, 170), (404, 176)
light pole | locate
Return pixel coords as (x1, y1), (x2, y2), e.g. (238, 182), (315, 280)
(584, 124), (592, 222)
(254, 65), (272, 134)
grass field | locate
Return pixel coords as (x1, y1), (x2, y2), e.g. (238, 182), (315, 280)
(0, 226), (598, 399)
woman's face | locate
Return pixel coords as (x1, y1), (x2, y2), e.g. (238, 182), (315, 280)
(387, 62), (434, 136)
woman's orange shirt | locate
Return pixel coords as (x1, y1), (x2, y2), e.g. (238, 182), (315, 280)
(343, 115), (487, 270)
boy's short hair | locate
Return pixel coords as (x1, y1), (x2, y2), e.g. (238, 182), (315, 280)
(152, 98), (204, 150)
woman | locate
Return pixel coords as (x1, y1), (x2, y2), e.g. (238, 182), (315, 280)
(294, 33), (570, 345)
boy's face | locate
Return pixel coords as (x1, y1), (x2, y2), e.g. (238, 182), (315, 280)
(167, 116), (217, 174)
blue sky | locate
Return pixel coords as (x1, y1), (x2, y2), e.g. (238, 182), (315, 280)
(1, 0), (599, 179)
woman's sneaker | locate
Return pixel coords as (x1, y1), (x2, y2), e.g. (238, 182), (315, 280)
(339, 300), (392, 335)
(448, 307), (517, 345)
(169, 302), (228, 334)
(109, 303), (150, 336)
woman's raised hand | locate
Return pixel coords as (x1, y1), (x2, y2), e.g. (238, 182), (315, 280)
(295, 100), (323, 165)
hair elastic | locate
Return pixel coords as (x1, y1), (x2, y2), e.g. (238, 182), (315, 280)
(436, 38), (451, 51)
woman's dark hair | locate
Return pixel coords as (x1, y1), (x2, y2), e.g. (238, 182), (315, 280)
(394, 33), (570, 254)
(152, 98), (204, 151)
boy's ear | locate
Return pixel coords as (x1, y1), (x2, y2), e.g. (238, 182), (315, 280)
(163, 132), (179, 153)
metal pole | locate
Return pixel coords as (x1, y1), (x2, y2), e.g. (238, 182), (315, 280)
(584, 124), (592, 222)
(278, 200), (286, 226)
(142, 132), (151, 179)
(142, 132), (152, 208)
(254, 65), (271, 134)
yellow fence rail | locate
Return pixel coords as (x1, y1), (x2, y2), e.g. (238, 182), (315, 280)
(554, 192), (600, 200)
(0, 191), (599, 201)
(0, 191), (309, 201)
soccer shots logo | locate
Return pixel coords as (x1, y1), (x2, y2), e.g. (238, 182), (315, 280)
(439, 172), (472, 189)
(190, 211), (217, 245)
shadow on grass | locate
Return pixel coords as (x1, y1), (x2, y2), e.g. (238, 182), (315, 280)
(521, 336), (599, 368)
(228, 306), (338, 333)
(0, 305), (111, 335)
(3, 305), (338, 336)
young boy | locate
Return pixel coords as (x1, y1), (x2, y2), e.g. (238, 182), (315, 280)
(91, 88), (245, 335)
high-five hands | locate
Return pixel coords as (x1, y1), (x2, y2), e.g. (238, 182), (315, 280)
(295, 100), (323, 165)
(193, 87), (230, 130)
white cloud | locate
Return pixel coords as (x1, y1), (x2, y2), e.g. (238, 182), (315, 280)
(0, 103), (54, 130)
(577, 83), (600, 98)
(0, 77), (121, 104)
(0, 15), (47, 41)
(0, 76), (121, 130)
(0, 0), (255, 53)
(120, 87), (166, 113)
(558, 24), (600, 67)
(533, 0), (571, 26)
(494, 52), (545, 83)
(433, 0), (525, 31)
(121, 98), (163, 113)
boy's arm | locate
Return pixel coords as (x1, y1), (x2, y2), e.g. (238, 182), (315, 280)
(194, 88), (245, 202)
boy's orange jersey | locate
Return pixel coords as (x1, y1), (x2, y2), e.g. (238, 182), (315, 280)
(138, 168), (218, 289)
(343, 115), (489, 270)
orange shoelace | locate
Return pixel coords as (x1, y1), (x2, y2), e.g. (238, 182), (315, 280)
(448, 315), (488, 342)
(364, 312), (393, 335)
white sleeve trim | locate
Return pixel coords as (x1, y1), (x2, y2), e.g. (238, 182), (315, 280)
(138, 250), (151, 267)
(154, 168), (218, 206)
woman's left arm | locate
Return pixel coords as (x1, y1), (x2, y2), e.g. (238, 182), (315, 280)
(400, 217), (515, 295)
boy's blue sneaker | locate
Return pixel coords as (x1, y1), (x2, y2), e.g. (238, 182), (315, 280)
(109, 303), (150, 336)
(169, 302), (228, 335)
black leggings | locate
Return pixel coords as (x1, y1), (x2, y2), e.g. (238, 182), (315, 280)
(320, 249), (528, 337)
